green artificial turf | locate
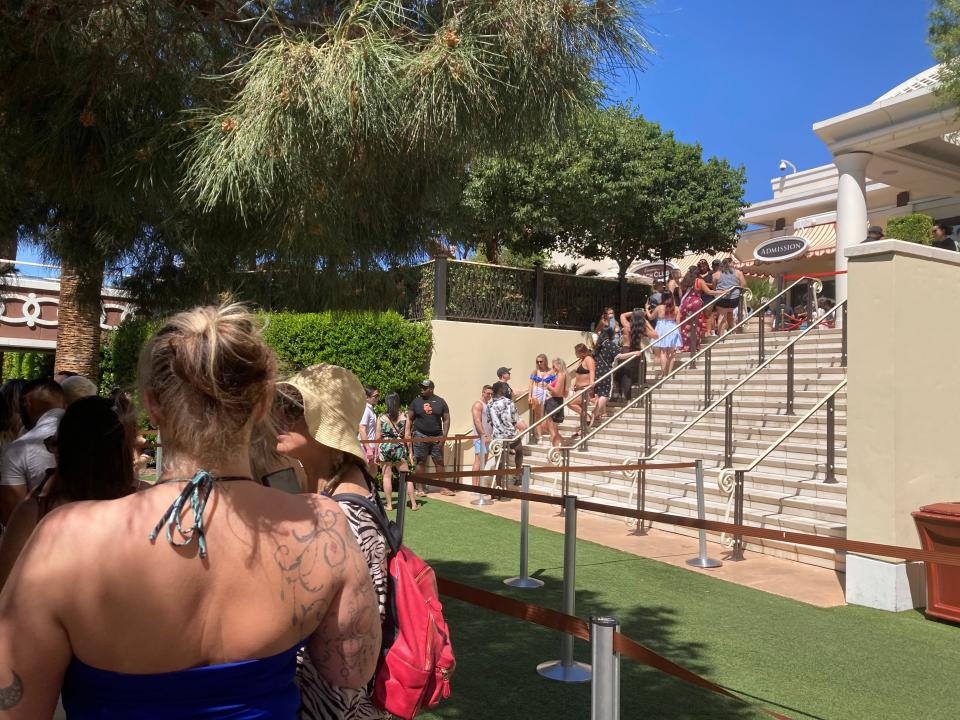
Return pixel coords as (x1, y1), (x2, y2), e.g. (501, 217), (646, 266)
(398, 499), (960, 720)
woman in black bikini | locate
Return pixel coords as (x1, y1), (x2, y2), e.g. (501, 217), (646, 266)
(568, 343), (595, 428)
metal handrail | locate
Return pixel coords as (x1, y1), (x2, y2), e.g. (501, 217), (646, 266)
(490, 284), (744, 459)
(716, 377), (847, 558)
(738, 379), (847, 475)
(547, 275), (825, 463)
(636, 299), (845, 465)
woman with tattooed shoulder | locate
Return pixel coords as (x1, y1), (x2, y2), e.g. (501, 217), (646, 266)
(0, 304), (380, 719)
(274, 364), (390, 720)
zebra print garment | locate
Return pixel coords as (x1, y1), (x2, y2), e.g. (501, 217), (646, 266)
(297, 491), (390, 720)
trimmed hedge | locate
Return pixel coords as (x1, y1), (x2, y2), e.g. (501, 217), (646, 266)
(99, 318), (162, 394)
(2, 351), (55, 381)
(263, 311), (433, 401)
(101, 311), (433, 404)
(884, 213), (933, 245)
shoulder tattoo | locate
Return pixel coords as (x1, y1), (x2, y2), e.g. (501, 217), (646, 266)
(274, 507), (347, 631)
(0, 670), (22, 710)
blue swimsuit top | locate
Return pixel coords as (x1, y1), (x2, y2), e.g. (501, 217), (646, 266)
(61, 643), (302, 719)
(60, 471), (303, 719)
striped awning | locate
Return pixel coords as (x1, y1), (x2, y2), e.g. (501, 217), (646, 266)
(734, 223), (836, 270)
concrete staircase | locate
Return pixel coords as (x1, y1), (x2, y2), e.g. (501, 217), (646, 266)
(523, 326), (848, 571)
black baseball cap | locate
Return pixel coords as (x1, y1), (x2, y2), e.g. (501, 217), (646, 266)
(496, 366), (511, 377)
(420, 379), (435, 389)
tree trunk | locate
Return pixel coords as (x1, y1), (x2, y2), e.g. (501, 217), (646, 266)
(0, 232), (17, 265)
(617, 259), (629, 313)
(55, 259), (104, 382)
(0, 232), (18, 378)
(484, 234), (500, 264)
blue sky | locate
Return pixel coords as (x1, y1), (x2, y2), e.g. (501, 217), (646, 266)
(609, 0), (938, 203)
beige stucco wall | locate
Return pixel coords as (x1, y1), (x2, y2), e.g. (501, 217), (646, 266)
(428, 320), (588, 442)
(846, 240), (960, 549)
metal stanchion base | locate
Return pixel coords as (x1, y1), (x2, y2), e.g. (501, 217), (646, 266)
(471, 495), (495, 507)
(504, 576), (544, 589)
(629, 520), (647, 536)
(537, 660), (592, 683)
(686, 557), (722, 569)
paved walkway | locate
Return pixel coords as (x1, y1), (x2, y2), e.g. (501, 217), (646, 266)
(431, 490), (846, 608)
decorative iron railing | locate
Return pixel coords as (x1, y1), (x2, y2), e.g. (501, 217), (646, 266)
(409, 257), (650, 329)
(446, 260), (536, 325)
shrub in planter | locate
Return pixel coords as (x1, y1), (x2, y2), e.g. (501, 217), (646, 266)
(884, 214), (933, 245)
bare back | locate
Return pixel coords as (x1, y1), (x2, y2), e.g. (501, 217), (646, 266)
(0, 480), (379, 718)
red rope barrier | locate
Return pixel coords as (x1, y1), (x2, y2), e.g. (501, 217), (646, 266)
(437, 579), (791, 719)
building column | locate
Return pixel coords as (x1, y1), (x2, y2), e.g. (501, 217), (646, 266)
(833, 152), (872, 305)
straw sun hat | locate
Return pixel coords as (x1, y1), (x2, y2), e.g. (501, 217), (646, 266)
(280, 364), (367, 465)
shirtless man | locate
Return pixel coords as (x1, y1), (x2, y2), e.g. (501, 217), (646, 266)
(471, 385), (494, 476)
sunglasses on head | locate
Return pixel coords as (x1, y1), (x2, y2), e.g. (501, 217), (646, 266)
(274, 386), (305, 428)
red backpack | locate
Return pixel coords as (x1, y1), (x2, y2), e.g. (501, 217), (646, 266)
(337, 494), (455, 719)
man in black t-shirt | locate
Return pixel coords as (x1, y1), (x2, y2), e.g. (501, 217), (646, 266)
(405, 379), (453, 495)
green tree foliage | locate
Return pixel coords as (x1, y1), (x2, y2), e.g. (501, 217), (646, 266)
(451, 105), (747, 282)
(746, 277), (778, 310)
(0, 2), (240, 376)
(447, 149), (559, 263)
(930, 1), (960, 108)
(551, 106), (747, 281)
(1, 2), (650, 373)
(884, 213), (934, 244)
(183, 1), (651, 240)
(99, 318), (162, 392)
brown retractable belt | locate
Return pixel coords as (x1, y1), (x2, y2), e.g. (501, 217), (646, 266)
(437, 577), (791, 720)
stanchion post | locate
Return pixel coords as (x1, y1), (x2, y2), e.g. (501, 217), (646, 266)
(591, 616), (620, 720)
(505, 466), (544, 589)
(538, 495), (591, 683)
(396, 471), (408, 539)
(686, 460), (721, 569)
(730, 470), (746, 561)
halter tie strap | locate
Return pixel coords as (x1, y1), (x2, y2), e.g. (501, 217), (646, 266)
(149, 470), (217, 559)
